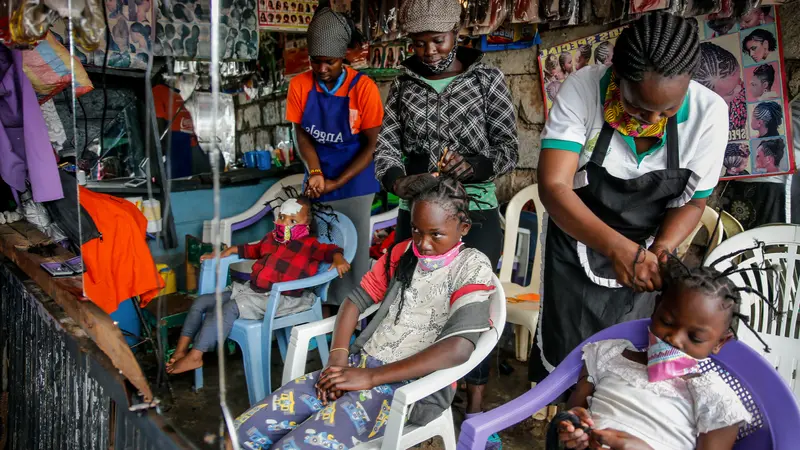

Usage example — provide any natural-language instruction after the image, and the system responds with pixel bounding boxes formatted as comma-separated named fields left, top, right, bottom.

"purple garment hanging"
left=0, top=46, right=63, bottom=203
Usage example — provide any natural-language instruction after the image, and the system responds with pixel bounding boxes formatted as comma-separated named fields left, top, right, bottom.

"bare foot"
left=167, top=350, right=187, bottom=368
left=167, top=352, right=203, bottom=374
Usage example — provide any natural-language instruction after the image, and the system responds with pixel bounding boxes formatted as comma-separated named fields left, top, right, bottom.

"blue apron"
left=300, top=71, right=380, bottom=203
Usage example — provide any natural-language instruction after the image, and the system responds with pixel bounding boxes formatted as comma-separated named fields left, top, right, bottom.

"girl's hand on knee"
left=559, top=407, right=594, bottom=449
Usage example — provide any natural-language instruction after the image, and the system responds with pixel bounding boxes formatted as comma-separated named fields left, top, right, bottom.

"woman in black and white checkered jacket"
left=374, top=0, right=518, bottom=443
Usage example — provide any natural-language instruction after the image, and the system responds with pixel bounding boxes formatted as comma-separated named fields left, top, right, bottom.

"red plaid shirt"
left=238, top=233, right=343, bottom=296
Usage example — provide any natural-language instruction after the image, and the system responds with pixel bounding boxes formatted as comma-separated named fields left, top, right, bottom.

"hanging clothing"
left=43, top=170, right=100, bottom=251
left=0, top=46, right=63, bottom=203
left=295, top=68, right=381, bottom=202
left=153, top=84, right=201, bottom=179
left=79, top=187, right=163, bottom=314
left=530, top=66, right=728, bottom=382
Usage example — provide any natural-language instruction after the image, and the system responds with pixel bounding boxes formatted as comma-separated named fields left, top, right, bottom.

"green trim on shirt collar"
left=541, top=139, right=583, bottom=153
left=692, top=188, right=714, bottom=199
left=598, top=67, right=691, bottom=166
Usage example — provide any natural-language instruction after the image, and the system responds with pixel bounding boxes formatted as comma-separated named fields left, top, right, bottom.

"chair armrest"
left=268, top=269, right=341, bottom=296
left=457, top=359, right=582, bottom=450
left=198, top=255, right=243, bottom=295
left=282, top=304, right=379, bottom=383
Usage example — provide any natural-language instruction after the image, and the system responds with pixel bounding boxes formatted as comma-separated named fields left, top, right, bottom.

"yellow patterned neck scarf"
left=603, top=74, right=667, bottom=138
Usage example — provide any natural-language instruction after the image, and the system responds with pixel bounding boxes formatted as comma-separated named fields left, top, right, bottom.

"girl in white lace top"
left=558, top=259, right=763, bottom=450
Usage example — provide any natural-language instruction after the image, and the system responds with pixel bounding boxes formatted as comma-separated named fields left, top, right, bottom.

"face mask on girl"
left=274, top=223, right=310, bottom=243
left=412, top=241, right=463, bottom=271
left=646, top=328, right=702, bottom=383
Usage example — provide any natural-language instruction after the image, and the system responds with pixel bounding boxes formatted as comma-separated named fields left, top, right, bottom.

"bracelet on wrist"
left=309, top=168, right=323, bottom=177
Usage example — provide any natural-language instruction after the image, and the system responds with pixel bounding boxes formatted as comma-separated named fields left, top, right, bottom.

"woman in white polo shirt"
left=530, top=13, right=728, bottom=382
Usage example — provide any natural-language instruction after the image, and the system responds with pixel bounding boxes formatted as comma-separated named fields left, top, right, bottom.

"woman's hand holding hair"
left=392, top=173, right=440, bottom=200
left=439, top=149, right=474, bottom=181
left=609, top=238, right=662, bottom=292
left=558, top=407, right=594, bottom=449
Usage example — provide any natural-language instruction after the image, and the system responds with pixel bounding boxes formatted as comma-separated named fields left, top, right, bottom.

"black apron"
left=530, top=118, right=693, bottom=382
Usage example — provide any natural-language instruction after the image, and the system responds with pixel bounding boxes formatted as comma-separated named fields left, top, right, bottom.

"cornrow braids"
left=757, top=138, right=785, bottom=166
left=753, top=63, right=776, bottom=90
left=612, top=12, right=700, bottom=83
left=384, top=176, right=489, bottom=324
left=753, top=101, right=783, bottom=134
left=593, top=41, right=612, bottom=65
left=265, top=186, right=340, bottom=241
left=663, top=247, right=780, bottom=353
left=577, top=44, right=592, bottom=62
left=695, top=42, right=739, bottom=92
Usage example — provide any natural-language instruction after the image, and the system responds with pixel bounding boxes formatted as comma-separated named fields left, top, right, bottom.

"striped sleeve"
left=436, top=249, right=495, bottom=346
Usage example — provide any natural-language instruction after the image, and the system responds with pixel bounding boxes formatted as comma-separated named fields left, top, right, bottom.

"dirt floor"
left=143, top=331, right=547, bottom=450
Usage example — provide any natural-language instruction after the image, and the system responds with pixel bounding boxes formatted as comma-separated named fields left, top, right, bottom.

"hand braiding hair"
left=612, top=12, right=700, bottom=82
left=663, top=251, right=780, bottom=352
left=695, top=42, right=739, bottom=91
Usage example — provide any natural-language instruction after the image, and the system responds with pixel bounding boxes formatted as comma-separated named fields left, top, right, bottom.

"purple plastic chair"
left=458, top=319, right=800, bottom=450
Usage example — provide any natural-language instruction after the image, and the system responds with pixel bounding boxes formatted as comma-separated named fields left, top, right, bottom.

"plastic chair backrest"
left=704, top=224, right=800, bottom=399
left=721, top=211, right=744, bottom=239
left=551, top=319, right=798, bottom=449
left=676, top=206, right=723, bottom=259
left=499, top=184, right=545, bottom=289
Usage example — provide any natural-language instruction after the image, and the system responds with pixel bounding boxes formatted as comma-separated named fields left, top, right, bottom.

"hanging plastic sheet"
left=561, top=0, right=580, bottom=25
left=185, top=91, right=236, bottom=169
left=474, top=0, right=508, bottom=34
left=512, top=0, right=541, bottom=22
left=380, top=0, right=400, bottom=39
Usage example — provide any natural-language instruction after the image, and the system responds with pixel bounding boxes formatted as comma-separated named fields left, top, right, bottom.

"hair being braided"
left=384, top=176, right=491, bottom=324
left=265, top=186, right=339, bottom=241
left=612, top=12, right=700, bottom=82
left=662, top=252, right=780, bottom=352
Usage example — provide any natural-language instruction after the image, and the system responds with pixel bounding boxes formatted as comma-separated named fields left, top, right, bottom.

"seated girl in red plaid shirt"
left=167, top=196, right=350, bottom=374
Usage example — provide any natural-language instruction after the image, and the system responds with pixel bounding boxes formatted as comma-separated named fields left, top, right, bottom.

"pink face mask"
left=273, top=223, right=310, bottom=243
left=646, top=328, right=701, bottom=383
left=412, top=241, right=463, bottom=271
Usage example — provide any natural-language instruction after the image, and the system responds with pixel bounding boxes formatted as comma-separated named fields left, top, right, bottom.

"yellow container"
left=156, top=264, right=177, bottom=296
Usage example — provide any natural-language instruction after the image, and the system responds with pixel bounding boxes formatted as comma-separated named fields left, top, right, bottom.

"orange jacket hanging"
left=79, top=187, right=163, bottom=314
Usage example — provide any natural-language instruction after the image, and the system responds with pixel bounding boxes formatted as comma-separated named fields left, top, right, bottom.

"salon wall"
left=236, top=13, right=800, bottom=204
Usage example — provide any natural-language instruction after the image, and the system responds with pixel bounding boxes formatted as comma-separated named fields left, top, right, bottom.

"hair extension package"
left=512, top=0, right=541, bottom=22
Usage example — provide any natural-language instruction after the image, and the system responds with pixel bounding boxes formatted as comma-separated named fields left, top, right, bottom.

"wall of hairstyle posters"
left=258, top=0, right=319, bottom=31
left=156, top=0, right=259, bottom=61
left=537, top=27, right=622, bottom=115
left=696, top=6, right=793, bottom=180
left=50, top=0, right=155, bottom=69
left=538, top=7, right=794, bottom=181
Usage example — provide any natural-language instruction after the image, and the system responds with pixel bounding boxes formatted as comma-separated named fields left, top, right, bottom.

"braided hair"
left=757, top=138, right=785, bottom=167
left=612, top=12, right=700, bottom=83
left=265, top=186, right=339, bottom=241
left=663, top=251, right=780, bottom=352
left=723, top=143, right=750, bottom=174
left=384, top=176, right=489, bottom=324
left=753, top=101, right=783, bottom=136
left=753, top=64, right=776, bottom=90
left=593, top=41, right=612, bottom=66
left=695, top=42, right=739, bottom=92
left=577, top=44, right=592, bottom=64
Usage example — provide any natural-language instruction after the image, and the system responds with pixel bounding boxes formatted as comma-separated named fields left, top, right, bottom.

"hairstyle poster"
left=695, top=6, right=794, bottom=180
left=538, top=27, right=623, bottom=117
left=50, top=0, right=155, bottom=69
left=156, top=0, right=259, bottom=61
left=258, top=0, right=318, bottom=31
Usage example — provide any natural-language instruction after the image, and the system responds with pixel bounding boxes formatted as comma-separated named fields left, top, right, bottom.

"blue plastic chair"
left=195, top=211, right=357, bottom=405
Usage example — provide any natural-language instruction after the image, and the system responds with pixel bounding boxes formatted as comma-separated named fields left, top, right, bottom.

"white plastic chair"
left=201, top=173, right=305, bottom=246
left=499, top=184, right=543, bottom=362
left=704, top=224, right=800, bottom=400
left=282, top=275, right=507, bottom=450
left=675, top=206, right=724, bottom=259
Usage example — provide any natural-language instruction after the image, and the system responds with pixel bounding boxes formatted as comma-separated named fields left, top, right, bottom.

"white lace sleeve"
left=688, top=372, right=753, bottom=434
left=581, top=339, right=632, bottom=385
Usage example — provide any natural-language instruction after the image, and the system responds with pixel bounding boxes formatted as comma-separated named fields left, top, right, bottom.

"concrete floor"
left=146, top=337, right=547, bottom=450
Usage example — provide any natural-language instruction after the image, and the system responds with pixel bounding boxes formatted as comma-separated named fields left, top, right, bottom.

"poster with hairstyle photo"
left=538, top=27, right=623, bottom=116
left=259, top=0, right=318, bottom=30
left=695, top=7, right=794, bottom=180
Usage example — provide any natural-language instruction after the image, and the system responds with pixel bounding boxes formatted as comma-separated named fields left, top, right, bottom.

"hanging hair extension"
left=264, top=186, right=339, bottom=241
left=661, top=252, right=779, bottom=352
left=383, top=176, right=490, bottom=324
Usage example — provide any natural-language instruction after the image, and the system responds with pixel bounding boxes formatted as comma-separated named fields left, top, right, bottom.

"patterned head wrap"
left=399, top=0, right=462, bottom=34
left=307, top=7, right=351, bottom=58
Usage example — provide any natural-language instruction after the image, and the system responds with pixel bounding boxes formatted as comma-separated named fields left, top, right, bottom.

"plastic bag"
left=474, top=0, right=508, bottom=34
left=512, top=0, right=540, bottom=22
left=469, top=0, right=492, bottom=27
left=22, top=32, right=93, bottom=104
left=561, top=0, right=580, bottom=25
